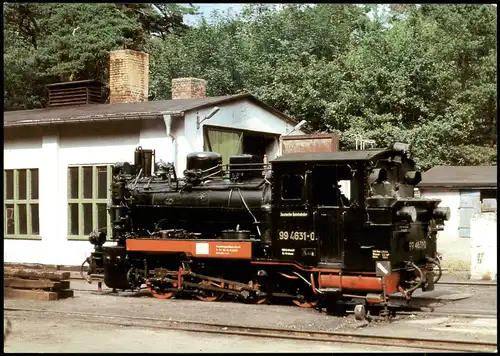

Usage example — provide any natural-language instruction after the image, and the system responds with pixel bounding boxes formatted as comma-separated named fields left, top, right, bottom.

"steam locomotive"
left=84, top=143, right=449, bottom=318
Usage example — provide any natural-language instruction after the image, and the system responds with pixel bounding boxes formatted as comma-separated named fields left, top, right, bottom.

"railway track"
left=438, top=281, right=497, bottom=286
left=70, top=286, right=496, bottom=319
left=397, top=309, right=496, bottom=319
left=5, top=307, right=496, bottom=352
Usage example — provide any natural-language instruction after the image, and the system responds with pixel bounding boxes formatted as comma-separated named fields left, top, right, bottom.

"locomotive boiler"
left=84, top=143, right=450, bottom=318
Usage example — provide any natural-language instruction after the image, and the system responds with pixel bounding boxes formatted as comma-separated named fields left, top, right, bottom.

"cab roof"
left=271, top=149, right=391, bottom=164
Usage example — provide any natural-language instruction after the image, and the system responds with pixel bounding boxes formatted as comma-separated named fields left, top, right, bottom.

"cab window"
left=311, top=165, right=352, bottom=207
left=281, top=174, right=303, bottom=200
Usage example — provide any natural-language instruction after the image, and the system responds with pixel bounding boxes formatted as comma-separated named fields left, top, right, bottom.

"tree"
left=3, top=3, right=197, bottom=110
left=337, top=4, right=497, bottom=169
left=4, top=4, right=496, bottom=169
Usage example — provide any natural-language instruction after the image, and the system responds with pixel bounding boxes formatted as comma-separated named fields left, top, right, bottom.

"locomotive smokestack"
left=134, top=147, right=155, bottom=177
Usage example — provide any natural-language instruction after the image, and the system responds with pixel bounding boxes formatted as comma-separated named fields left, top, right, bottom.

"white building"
left=417, top=166, right=497, bottom=271
left=3, top=49, right=306, bottom=267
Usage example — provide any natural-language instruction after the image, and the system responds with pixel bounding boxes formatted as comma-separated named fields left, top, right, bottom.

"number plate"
left=278, top=230, right=316, bottom=241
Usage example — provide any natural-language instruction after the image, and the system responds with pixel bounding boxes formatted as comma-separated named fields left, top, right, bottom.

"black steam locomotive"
left=84, top=143, right=449, bottom=317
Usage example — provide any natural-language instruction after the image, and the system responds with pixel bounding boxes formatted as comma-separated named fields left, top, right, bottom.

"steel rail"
left=437, top=281, right=496, bottom=286
left=5, top=307, right=496, bottom=352
left=68, top=288, right=496, bottom=319
left=69, top=288, right=496, bottom=315
left=397, top=310, right=496, bottom=319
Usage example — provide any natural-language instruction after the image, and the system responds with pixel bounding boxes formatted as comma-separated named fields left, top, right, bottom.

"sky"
left=183, top=3, right=388, bottom=25
left=184, top=3, right=245, bottom=25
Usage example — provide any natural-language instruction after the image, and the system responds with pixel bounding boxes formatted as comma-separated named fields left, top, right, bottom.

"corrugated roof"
left=272, top=149, right=389, bottom=163
left=3, top=93, right=299, bottom=128
left=418, top=166, right=497, bottom=188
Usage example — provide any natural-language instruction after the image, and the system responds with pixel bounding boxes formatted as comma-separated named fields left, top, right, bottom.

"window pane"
left=97, top=166, right=108, bottom=199
left=31, top=169, right=39, bottom=200
left=18, top=204, right=27, bottom=235
left=83, top=203, right=93, bottom=235
left=18, top=170, right=27, bottom=200
left=69, top=203, right=79, bottom=235
left=31, top=204, right=40, bottom=235
left=6, top=170, right=14, bottom=200
left=282, top=175, right=303, bottom=200
left=97, top=203, right=108, bottom=232
left=83, top=167, right=93, bottom=199
left=69, top=167, right=79, bottom=199
left=5, top=204, right=14, bottom=235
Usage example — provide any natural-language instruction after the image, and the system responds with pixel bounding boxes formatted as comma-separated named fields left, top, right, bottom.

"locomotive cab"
left=271, top=145, right=449, bottom=293
left=271, top=153, right=368, bottom=268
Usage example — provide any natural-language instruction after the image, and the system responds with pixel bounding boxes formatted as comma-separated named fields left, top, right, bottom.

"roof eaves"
left=3, top=111, right=175, bottom=127
left=181, top=93, right=252, bottom=113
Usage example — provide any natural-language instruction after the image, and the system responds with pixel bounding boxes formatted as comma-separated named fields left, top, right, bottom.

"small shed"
left=417, top=166, right=497, bottom=269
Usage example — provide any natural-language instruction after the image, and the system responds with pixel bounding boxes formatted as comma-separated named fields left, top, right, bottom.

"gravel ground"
left=4, top=312, right=417, bottom=353
left=4, top=287, right=359, bottom=333
left=395, top=283, right=497, bottom=312
left=4, top=280, right=497, bottom=353
left=5, top=310, right=494, bottom=353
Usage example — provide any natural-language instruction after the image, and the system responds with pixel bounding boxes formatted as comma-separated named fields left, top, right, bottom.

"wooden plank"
left=49, top=91, right=87, bottom=99
left=4, top=263, right=81, bottom=272
left=5, top=277, right=58, bottom=289
left=57, top=289, right=74, bottom=299
left=4, top=278, right=70, bottom=291
left=47, top=87, right=87, bottom=94
left=49, top=94, right=88, bottom=101
left=54, top=280, right=71, bottom=290
left=49, top=96, right=88, bottom=103
left=4, top=287, right=58, bottom=301
left=4, top=268, right=70, bottom=281
left=88, top=94, right=104, bottom=101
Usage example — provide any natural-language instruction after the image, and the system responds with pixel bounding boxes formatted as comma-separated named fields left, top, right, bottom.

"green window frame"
left=4, top=168, right=40, bottom=240
left=67, top=165, right=113, bottom=240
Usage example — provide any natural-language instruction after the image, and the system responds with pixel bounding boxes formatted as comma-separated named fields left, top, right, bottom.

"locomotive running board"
left=126, top=239, right=253, bottom=259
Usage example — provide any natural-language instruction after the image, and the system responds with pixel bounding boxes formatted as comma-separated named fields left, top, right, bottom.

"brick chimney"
left=109, top=49, right=149, bottom=104
left=172, top=78, right=206, bottom=100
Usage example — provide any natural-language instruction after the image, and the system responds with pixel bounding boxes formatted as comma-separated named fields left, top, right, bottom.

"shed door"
left=204, top=127, right=243, bottom=165
left=458, top=191, right=481, bottom=238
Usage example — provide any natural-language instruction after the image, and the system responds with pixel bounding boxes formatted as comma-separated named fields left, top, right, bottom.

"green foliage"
left=3, top=3, right=197, bottom=109
left=3, top=4, right=496, bottom=169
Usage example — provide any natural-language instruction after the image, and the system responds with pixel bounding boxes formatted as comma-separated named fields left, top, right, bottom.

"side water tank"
left=229, top=154, right=263, bottom=181
left=186, top=152, right=222, bottom=175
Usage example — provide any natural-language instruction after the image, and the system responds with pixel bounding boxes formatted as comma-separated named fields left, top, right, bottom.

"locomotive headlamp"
left=433, top=207, right=451, bottom=221
left=89, top=231, right=106, bottom=247
left=397, top=206, right=417, bottom=222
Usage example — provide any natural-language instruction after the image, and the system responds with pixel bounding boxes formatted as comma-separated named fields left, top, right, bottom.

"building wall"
left=419, top=189, right=470, bottom=269
left=4, top=122, right=143, bottom=266
left=4, top=100, right=300, bottom=266
left=180, top=99, right=305, bottom=174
